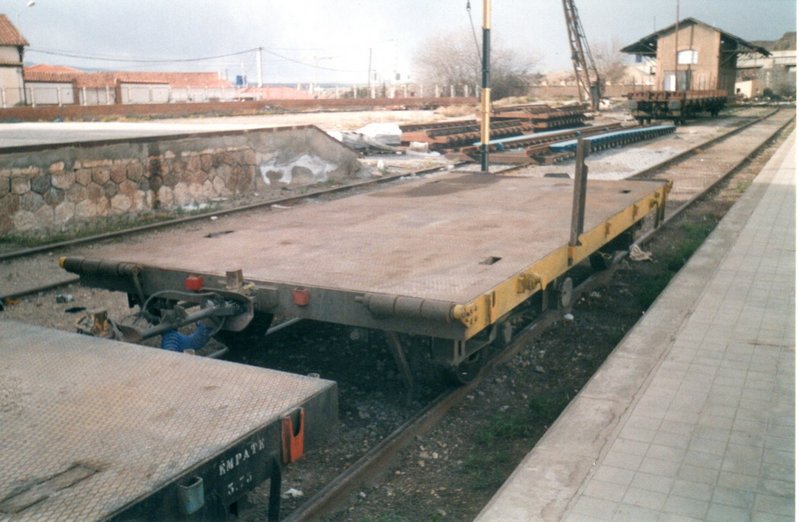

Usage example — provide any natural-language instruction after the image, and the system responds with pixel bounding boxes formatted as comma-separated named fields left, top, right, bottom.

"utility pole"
left=256, top=47, right=263, bottom=87
left=479, top=0, right=491, bottom=172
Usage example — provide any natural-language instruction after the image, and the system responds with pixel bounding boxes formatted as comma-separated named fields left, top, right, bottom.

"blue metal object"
left=161, top=322, right=212, bottom=352
left=472, top=125, right=586, bottom=147
left=549, top=124, right=676, bottom=153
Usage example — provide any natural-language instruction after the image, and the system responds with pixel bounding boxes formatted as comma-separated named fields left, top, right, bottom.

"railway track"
left=0, top=108, right=793, bottom=519
left=278, top=107, right=794, bottom=521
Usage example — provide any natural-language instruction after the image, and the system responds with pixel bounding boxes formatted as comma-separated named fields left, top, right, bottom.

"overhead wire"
left=466, top=0, right=482, bottom=62
left=27, top=46, right=366, bottom=73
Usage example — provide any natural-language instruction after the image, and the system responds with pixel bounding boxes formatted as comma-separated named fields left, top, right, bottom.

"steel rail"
left=282, top=107, right=794, bottom=521
left=635, top=110, right=795, bottom=247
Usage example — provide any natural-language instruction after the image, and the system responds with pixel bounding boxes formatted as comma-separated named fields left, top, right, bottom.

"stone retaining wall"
left=0, top=126, right=362, bottom=237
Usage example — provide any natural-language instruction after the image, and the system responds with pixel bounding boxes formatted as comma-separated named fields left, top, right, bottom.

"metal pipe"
left=569, top=136, right=590, bottom=249
left=480, top=0, right=491, bottom=172
left=137, top=303, right=240, bottom=341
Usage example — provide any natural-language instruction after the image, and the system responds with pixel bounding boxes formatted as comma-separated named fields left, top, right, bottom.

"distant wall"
left=0, top=126, right=362, bottom=237
left=0, top=96, right=477, bottom=122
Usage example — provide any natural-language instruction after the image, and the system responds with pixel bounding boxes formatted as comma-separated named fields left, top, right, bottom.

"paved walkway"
left=477, top=131, right=795, bottom=522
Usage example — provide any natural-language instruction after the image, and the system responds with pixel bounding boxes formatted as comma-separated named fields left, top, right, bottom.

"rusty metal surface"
left=81, top=173, right=665, bottom=304
left=0, top=320, right=336, bottom=521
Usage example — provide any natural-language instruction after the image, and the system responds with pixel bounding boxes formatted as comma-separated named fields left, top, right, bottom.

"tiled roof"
left=23, top=67, right=233, bottom=89
left=26, top=64, right=82, bottom=74
left=239, top=86, right=314, bottom=99
left=0, top=14, right=28, bottom=46
left=621, top=17, right=770, bottom=57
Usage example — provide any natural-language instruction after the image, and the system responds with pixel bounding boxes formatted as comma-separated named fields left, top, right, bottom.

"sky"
left=4, top=0, right=796, bottom=85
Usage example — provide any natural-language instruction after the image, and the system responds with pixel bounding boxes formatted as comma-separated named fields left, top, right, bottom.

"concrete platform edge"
left=475, top=131, right=796, bottom=521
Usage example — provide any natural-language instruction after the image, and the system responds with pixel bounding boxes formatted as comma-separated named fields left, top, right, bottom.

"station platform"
left=0, top=320, right=337, bottom=520
left=477, top=132, right=795, bottom=522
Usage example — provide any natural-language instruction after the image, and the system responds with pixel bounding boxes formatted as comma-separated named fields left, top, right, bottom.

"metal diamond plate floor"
left=0, top=320, right=336, bottom=521
left=84, top=172, right=667, bottom=303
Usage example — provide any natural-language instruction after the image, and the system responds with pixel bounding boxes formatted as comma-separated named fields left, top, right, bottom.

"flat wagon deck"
left=0, top=320, right=337, bottom=521
left=62, top=171, right=669, bottom=376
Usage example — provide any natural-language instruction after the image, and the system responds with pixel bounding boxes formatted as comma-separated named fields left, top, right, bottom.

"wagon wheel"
left=213, top=313, right=274, bottom=352
left=442, top=350, right=485, bottom=385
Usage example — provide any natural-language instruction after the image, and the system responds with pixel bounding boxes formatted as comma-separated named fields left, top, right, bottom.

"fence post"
left=450, top=85, right=455, bottom=97
left=30, top=87, right=36, bottom=107
left=0, top=87, right=5, bottom=108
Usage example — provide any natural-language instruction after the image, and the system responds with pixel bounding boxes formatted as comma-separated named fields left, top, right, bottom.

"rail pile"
left=492, top=103, right=588, bottom=130
left=399, top=104, right=588, bottom=152
left=399, top=118, right=532, bottom=151
left=460, top=123, right=622, bottom=165
left=549, top=124, right=676, bottom=154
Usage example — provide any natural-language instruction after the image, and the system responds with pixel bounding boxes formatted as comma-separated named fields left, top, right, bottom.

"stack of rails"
left=492, top=104, right=589, bottom=130
left=627, top=89, right=727, bottom=124
left=548, top=124, right=677, bottom=154
left=399, top=118, right=532, bottom=151
left=460, top=123, right=623, bottom=165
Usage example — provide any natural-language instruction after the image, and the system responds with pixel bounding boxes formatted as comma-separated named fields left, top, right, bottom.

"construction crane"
left=561, top=0, right=602, bottom=111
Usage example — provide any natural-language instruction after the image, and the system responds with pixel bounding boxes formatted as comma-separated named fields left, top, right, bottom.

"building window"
left=678, top=49, right=699, bottom=65
left=664, top=70, right=692, bottom=91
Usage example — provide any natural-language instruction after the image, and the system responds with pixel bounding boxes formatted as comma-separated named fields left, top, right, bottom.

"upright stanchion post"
left=480, top=0, right=491, bottom=172
left=569, top=136, right=590, bottom=255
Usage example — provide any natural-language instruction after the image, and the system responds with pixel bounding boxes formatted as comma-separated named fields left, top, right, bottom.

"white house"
left=0, top=15, right=28, bottom=107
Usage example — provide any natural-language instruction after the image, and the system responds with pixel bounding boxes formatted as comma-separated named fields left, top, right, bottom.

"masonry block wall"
left=0, top=126, right=362, bottom=237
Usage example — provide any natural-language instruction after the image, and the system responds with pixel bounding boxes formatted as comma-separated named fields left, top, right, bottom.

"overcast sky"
left=4, top=0, right=796, bottom=85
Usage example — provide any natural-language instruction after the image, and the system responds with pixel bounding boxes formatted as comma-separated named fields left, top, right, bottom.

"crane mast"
left=562, top=0, right=602, bottom=110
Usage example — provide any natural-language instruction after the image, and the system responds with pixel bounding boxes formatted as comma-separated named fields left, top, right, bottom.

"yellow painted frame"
left=453, top=181, right=671, bottom=338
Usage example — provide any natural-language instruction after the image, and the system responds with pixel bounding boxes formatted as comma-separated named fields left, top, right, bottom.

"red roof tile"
left=239, top=86, right=314, bottom=100
left=26, top=64, right=81, bottom=74
left=0, top=14, right=28, bottom=46
left=24, top=67, right=233, bottom=89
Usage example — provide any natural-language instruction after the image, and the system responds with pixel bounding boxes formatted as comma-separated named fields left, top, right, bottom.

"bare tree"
left=591, top=38, right=628, bottom=85
left=414, top=30, right=538, bottom=100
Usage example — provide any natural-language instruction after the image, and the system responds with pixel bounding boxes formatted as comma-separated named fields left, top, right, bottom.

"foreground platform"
left=0, top=320, right=337, bottom=520
left=478, top=132, right=795, bottom=521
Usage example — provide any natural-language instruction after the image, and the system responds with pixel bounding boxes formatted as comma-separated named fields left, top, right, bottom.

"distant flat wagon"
left=627, top=89, right=728, bottom=124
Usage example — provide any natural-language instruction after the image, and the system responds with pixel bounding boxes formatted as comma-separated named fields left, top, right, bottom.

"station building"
left=621, top=17, right=771, bottom=98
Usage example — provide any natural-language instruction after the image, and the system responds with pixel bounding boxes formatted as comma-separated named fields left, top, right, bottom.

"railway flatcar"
left=0, top=320, right=336, bottom=521
left=61, top=170, right=669, bottom=384
left=627, top=89, right=727, bottom=124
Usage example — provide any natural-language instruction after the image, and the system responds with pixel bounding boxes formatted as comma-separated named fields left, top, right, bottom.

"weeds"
left=634, top=216, right=718, bottom=308
left=528, top=393, right=570, bottom=422
left=663, top=218, right=717, bottom=272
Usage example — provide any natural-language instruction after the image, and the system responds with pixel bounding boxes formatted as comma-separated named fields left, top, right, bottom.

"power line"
left=27, top=47, right=258, bottom=63
left=260, top=48, right=364, bottom=73
left=27, top=46, right=366, bottom=73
